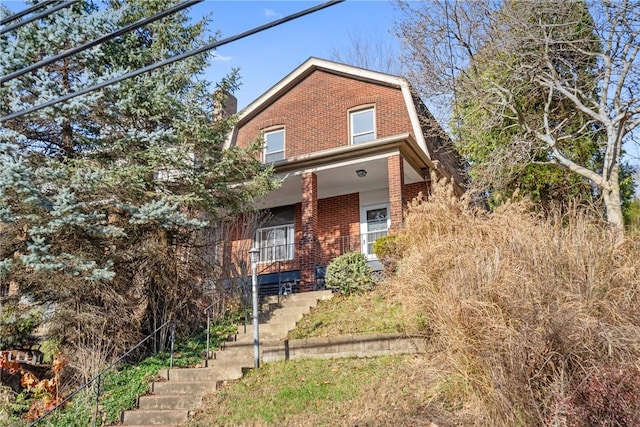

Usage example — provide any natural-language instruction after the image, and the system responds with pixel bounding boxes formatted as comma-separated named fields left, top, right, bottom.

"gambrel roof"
left=230, top=57, right=466, bottom=193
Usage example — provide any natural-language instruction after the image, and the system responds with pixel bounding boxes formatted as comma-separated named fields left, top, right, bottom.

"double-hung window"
left=255, top=206, right=295, bottom=263
left=350, top=107, right=375, bottom=144
left=256, top=225, right=295, bottom=263
left=264, top=128, right=285, bottom=162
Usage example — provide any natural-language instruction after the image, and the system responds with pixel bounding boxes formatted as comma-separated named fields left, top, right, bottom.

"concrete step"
left=235, top=309, right=308, bottom=336
left=151, top=380, right=217, bottom=395
left=198, top=349, right=253, bottom=367
left=258, top=311, right=305, bottom=324
left=121, top=291, right=333, bottom=425
left=121, top=409, right=188, bottom=426
left=262, top=290, right=332, bottom=305
left=157, top=364, right=245, bottom=382
left=138, top=394, right=202, bottom=410
left=257, top=304, right=310, bottom=318
left=252, top=320, right=298, bottom=331
left=260, top=298, right=318, bottom=311
left=223, top=339, right=283, bottom=352
left=231, top=326, right=295, bottom=343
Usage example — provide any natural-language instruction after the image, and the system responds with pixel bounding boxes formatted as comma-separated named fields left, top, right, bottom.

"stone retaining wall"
left=261, top=333, right=426, bottom=363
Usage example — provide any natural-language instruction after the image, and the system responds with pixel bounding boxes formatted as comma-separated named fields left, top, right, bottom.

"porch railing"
left=256, top=241, right=296, bottom=265
left=229, top=231, right=386, bottom=281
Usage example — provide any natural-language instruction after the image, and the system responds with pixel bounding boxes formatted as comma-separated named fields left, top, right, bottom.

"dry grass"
left=288, top=292, right=408, bottom=339
left=188, top=179, right=640, bottom=426
left=386, top=180, right=640, bottom=425
left=186, top=355, right=460, bottom=427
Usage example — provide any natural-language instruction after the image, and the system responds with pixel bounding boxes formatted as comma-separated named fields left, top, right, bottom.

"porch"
left=233, top=231, right=387, bottom=298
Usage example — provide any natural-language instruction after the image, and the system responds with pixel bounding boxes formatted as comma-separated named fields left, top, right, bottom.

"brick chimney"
left=213, top=89, right=237, bottom=120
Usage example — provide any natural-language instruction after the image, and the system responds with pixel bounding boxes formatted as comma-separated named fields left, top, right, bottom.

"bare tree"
left=398, top=0, right=640, bottom=229
left=196, top=210, right=268, bottom=315
left=330, top=27, right=405, bottom=76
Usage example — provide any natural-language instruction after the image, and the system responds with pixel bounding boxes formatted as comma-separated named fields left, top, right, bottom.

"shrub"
left=555, top=365, right=640, bottom=427
left=0, top=303, right=42, bottom=350
left=325, top=252, right=375, bottom=296
left=372, top=235, right=405, bottom=274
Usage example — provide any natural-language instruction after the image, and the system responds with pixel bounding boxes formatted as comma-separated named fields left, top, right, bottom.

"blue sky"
left=2, top=0, right=401, bottom=110
left=8, top=0, right=637, bottom=169
left=189, top=0, right=401, bottom=109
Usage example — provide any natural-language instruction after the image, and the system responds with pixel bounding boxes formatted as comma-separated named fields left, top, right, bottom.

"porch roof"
left=253, top=133, right=442, bottom=209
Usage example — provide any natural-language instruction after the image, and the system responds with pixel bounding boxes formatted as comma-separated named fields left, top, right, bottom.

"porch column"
left=387, top=154, right=405, bottom=231
left=299, top=172, right=320, bottom=292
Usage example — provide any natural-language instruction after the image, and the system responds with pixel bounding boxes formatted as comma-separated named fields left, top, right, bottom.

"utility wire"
left=0, top=0, right=58, bottom=26
left=1, top=0, right=203, bottom=84
left=1, top=0, right=345, bottom=123
left=0, top=0, right=80, bottom=35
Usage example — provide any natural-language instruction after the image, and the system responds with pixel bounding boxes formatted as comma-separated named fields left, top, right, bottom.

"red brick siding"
left=299, top=173, right=319, bottom=291
left=404, top=182, right=430, bottom=206
left=300, top=173, right=319, bottom=239
left=387, top=155, right=405, bottom=230
left=229, top=182, right=430, bottom=277
left=235, top=70, right=414, bottom=157
left=317, top=193, right=360, bottom=264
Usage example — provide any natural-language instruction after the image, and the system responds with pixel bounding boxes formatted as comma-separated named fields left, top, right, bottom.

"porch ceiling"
left=253, top=154, right=425, bottom=209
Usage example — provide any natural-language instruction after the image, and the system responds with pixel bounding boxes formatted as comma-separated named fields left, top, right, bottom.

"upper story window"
left=350, top=107, right=376, bottom=144
left=264, top=128, right=285, bottom=162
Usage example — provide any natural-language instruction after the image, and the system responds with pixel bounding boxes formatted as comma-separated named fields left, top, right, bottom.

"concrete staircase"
left=120, top=290, right=333, bottom=427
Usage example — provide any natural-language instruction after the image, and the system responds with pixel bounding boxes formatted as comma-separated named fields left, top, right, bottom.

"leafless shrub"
left=551, top=365, right=640, bottom=426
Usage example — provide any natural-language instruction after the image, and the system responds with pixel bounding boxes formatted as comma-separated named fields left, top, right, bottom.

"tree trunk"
left=603, top=184, right=624, bottom=231
left=602, top=120, right=625, bottom=233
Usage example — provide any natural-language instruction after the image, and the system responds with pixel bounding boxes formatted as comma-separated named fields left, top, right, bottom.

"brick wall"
left=317, top=192, right=360, bottom=264
left=387, top=155, right=405, bottom=231
left=299, top=173, right=319, bottom=290
left=235, top=70, right=414, bottom=157
left=404, top=182, right=430, bottom=206
left=228, top=182, right=428, bottom=284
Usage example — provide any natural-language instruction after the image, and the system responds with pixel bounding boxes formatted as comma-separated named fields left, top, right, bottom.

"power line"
left=0, top=0, right=58, bottom=26
left=1, top=0, right=345, bottom=123
left=1, top=0, right=203, bottom=84
left=0, top=0, right=80, bottom=35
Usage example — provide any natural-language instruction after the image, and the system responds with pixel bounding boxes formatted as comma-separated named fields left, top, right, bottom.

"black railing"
left=256, top=241, right=296, bottom=265
left=226, top=231, right=387, bottom=295
left=203, top=299, right=222, bottom=368
left=29, top=320, right=177, bottom=427
left=257, top=260, right=300, bottom=300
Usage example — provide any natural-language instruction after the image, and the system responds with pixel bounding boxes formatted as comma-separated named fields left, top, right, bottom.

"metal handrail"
left=203, top=300, right=219, bottom=368
left=259, top=260, right=287, bottom=302
left=29, top=320, right=177, bottom=427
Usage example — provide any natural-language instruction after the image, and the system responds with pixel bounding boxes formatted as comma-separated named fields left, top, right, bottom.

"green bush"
left=325, top=252, right=375, bottom=295
left=0, top=303, right=42, bottom=350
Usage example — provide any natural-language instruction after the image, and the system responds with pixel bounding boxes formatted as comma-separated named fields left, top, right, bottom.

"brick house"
left=226, top=58, right=465, bottom=295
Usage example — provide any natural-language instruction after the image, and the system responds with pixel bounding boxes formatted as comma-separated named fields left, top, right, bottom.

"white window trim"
left=359, top=203, right=390, bottom=259
left=255, top=223, right=295, bottom=263
left=349, top=106, right=376, bottom=145
left=263, top=127, right=285, bottom=163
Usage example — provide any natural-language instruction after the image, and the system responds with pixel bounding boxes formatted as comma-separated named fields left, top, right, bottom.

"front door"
left=360, top=203, right=390, bottom=259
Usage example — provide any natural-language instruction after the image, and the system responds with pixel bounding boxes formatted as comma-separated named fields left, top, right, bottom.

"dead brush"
left=386, top=178, right=640, bottom=425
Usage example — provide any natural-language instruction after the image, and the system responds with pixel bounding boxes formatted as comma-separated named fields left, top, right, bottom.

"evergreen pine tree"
left=0, top=0, right=275, bottom=366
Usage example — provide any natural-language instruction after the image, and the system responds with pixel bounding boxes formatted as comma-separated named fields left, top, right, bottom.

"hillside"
left=185, top=289, right=456, bottom=426
left=186, top=181, right=640, bottom=426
